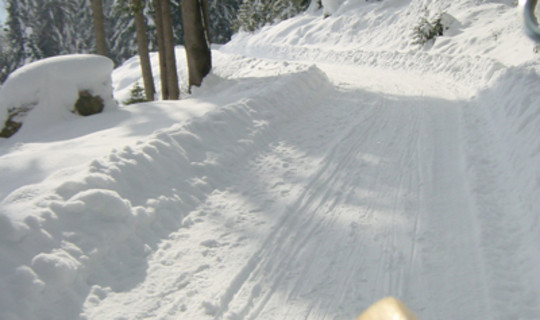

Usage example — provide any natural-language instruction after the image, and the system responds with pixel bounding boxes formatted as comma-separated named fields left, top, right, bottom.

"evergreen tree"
left=109, top=0, right=146, bottom=64
left=234, top=0, right=309, bottom=32
left=132, top=0, right=155, bottom=100
left=161, top=0, right=180, bottom=99
left=91, top=0, right=108, bottom=56
left=0, top=0, right=242, bottom=85
left=153, top=0, right=169, bottom=99
left=207, top=0, right=240, bottom=43
left=124, top=82, right=148, bottom=104
left=5, top=0, right=31, bottom=67
left=182, top=0, right=212, bottom=89
left=115, top=0, right=156, bottom=100
left=0, top=29, right=14, bottom=83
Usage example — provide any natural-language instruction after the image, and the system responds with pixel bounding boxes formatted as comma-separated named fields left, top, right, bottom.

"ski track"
left=77, top=47, right=540, bottom=320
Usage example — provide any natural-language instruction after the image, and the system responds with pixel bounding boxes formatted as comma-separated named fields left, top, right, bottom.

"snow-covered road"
left=2, top=1, right=540, bottom=317
left=80, top=55, right=537, bottom=319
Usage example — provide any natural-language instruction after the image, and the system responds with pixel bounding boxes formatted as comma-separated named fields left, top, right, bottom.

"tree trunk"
left=153, top=0, right=169, bottom=100
left=91, top=0, right=107, bottom=56
left=160, top=0, right=180, bottom=100
left=182, top=0, right=212, bottom=90
left=132, top=0, right=155, bottom=101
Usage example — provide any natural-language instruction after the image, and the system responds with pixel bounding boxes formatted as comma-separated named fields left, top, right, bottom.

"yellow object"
left=357, top=297, right=419, bottom=320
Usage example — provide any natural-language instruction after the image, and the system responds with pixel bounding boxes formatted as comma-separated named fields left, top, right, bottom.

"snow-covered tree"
left=208, top=0, right=240, bottom=43
left=2, top=0, right=87, bottom=80
left=0, top=0, right=241, bottom=85
left=0, top=29, right=14, bottom=83
left=233, top=0, right=309, bottom=32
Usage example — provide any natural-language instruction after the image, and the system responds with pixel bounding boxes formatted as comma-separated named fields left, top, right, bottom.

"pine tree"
left=124, top=82, right=148, bottom=104
left=0, top=0, right=242, bottom=85
left=91, top=0, right=108, bottom=56
left=5, top=0, right=31, bottom=66
left=133, top=0, right=155, bottom=100
left=182, top=0, right=212, bottom=90
left=115, top=0, right=156, bottom=100
left=0, top=29, right=14, bottom=83
left=233, top=0, right=308, bottom=32
left=152, top=0, right=169, bottom=99
left=207, top=0, right=240, bottom=43
left=161, top=0, right=180, bottom=100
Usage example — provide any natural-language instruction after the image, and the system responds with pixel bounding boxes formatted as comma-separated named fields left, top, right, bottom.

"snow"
left=322, top=0, right=345, bottom=15
left=1, top=0, right=539, bottom=319
left=0, top=54, right=117, bottom=139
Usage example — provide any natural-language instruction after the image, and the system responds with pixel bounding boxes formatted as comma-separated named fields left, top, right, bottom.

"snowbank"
left=460, top=65, right=540, bottom=317
left=0, top=54, right=117, bottom=139
left=472, top=64, right=540, bottom=226
left=0, top=64, right=332, bottom=320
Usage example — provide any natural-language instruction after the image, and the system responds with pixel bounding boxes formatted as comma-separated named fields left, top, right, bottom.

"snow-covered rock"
left=0, top=54, right=117, bottom=139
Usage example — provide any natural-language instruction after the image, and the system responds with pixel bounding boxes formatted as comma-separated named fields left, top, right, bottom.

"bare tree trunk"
left=182, top=0, right=212, bottom=90
left=160, top=0, right=180, bottom=100
left=153, top=0, right=169, bottom=100
left=91, top=0, right=107, bottom=56
left=132, top=0, right=155, bottom=101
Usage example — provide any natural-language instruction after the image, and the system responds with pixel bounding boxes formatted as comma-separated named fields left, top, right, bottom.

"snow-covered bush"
left=0, top=54, right=117, bottom=138
left=412, top=14, right=445, bottom=46
left=123, top=82, right=148, bottom=105
left=412, top=11, right=459, bottom=46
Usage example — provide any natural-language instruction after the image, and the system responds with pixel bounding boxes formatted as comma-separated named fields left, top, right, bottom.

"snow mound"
left=0, top=65, right=332, bottom=320
left=0, top=54, right=117, bottom=139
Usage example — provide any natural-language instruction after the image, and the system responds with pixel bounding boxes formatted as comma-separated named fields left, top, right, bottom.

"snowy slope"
left=1, top=0, right=539, bottom=319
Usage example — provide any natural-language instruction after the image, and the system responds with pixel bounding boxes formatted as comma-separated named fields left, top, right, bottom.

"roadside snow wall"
left=464, top=65, right=540, bottom=315
left=0, top=54, right=117, bottom=139
left=0, top=65, right=332, bottom=320
left=473, top=65, right=540, bottom=223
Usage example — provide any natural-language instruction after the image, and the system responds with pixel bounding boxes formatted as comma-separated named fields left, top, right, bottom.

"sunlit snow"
left=0, top=0, right=539, bottom=319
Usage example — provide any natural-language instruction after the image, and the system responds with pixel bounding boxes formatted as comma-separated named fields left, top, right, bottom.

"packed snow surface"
left=0, top=0, right=539, bottom=319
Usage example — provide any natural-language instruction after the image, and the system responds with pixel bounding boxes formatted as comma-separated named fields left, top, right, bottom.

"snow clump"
left=0, top=54, right=117, bottom=139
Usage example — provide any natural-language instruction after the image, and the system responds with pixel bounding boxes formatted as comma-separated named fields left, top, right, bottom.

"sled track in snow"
left=3, top=48, right=539, bottom=319
left=205, top=66, right=496, bottom=319
left=84, top=52, right=539, bottom=319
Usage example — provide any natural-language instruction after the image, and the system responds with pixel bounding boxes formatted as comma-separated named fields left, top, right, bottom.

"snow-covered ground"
left=1, top=0, right=539, bottom=319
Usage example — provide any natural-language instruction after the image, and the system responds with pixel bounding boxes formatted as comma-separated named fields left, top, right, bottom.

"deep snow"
left=0, top=0, right=539, bottom=319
